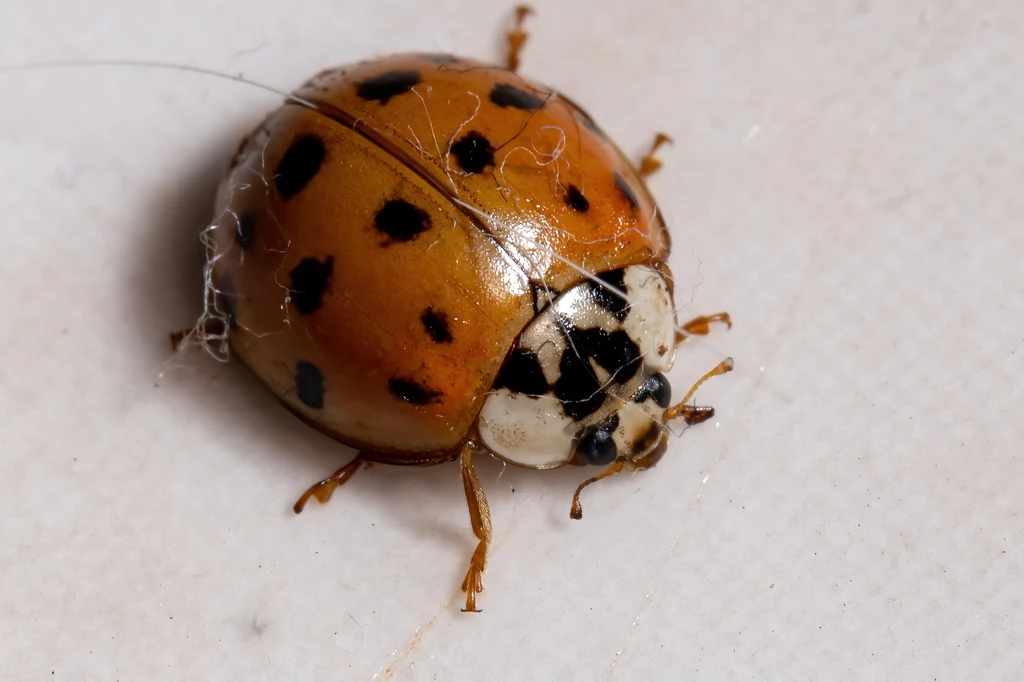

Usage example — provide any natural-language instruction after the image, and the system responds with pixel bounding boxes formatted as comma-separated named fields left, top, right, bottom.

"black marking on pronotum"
left=450, top=132, right=495, bottom=174
left=234, top=212, right=256, bottom=251
left=588, top=269, right=629, bottom=321
left=288, top=256, right=334, bottom=314
left=586, top=329, right=642, bottom=383
left=555, top=325, right=642, bottom=421
left=493, top=348, right=549, bottom=397
left=275, top=135, right=326, bottom=199
left=388, top=378, right=441, bottom=405
left=356, top=69, right=421, bottom=104
left=420, top=307, right=453, bottom=344
left=614, top=172, right=641, bottom=210
left=295, top=361, right=325, bottom=409
left=489, top=83, right=546, bottom=110
left=554, top=345, right=606, bottom=421
left=375, top=199, right=431, bottom=242
left=575, top=414, right=620, bottom=466
left=632, top=373, right=672, bottom=409
left=565, top=185, right=590, bottom=212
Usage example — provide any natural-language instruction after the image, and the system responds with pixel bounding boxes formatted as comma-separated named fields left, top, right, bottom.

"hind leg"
left=459, top=444, right=492, bottom=612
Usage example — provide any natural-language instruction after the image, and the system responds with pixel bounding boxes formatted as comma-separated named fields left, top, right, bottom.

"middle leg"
left=460, top=444, right=493, bottom=612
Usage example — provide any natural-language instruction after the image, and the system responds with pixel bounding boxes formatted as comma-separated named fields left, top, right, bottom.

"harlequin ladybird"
left=196, top=6, right=733, bottom=612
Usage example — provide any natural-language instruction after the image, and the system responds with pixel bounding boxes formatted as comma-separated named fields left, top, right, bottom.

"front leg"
left=675, top=312, right=732, bottom=344
left=569, top=460, right=625, bottom=520
left=664, top=358, right=734, bottom=422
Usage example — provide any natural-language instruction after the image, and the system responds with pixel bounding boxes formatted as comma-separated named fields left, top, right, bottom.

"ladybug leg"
left=292, top=456, right=365, bottom=514
left=459, top=445, right=492, bottom=613
left=506, top=5, right=533, bottom=72
left=663, top=358, right=735, bottom=422
left=674, top=312, right=732, bottom=344
left=638, top=133, right=674, bottom=178
left=569, top=460, right=625, bottom=520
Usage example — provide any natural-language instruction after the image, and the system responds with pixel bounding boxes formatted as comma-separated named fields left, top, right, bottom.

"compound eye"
left=576, top=426, right=617, bottom=465
left=635, top=372, right=672, bottom=408
left=646, top=373, right=672, bottom=408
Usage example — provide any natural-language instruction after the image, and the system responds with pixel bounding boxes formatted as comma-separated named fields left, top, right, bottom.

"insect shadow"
left=122, top=116, right=363, bottom=478
left=123, top=114, right=587, bottom=547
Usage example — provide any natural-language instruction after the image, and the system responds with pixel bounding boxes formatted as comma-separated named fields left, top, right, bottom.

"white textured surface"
left=2, top=1, right=1022, bottom=680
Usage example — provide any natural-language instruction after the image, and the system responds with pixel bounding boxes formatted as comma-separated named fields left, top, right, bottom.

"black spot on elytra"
left=490, top=83, right=545, bottom=110
left=494, top=348, right=549, bottom=396
left=234, top=212, right=255, bottom=251
left=588, top=269, right=629, bottom=321
left=418, top=53, right=459, bottom=64
left=295, top=361, right=325, bottom=409
left=215, top=273, right=237, bottom=330
left=450, top=132, right=495, bottom=174
left=575, top=414, right=620, bottom=465
left=356, top=70, right=421, bottom=104
left=420, top=307, right=453, bottom=344
left=375, top=199, right=431, bottom=242
left=288, top=256, right=334, bottom=314
left=275, top=135, right=325, bottom=199
left=555, top=326, right=642, bottom=421
left=388, top=378, right=441, bottom=405
left=614, top=172, right=640, bottom=210
left=633, top=373, right=672, bottom=409
left=565, top=185, right=589, bottom=212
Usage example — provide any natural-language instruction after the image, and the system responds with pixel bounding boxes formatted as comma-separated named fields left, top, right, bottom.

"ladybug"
left=198, top=6, right=733, bottom=612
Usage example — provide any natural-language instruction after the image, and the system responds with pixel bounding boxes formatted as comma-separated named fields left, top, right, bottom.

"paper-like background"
left=2, top=1, right=1021, bottom=679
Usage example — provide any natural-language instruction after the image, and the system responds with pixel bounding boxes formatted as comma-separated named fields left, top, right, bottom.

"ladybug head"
left=480, top=265, right=681, bottom=471
left=570, top=370, right=677, bottom=469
